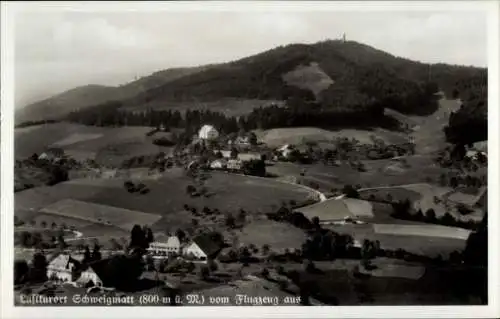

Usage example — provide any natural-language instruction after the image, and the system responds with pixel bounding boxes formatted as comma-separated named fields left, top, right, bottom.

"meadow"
left=40, top=199, right=163, bottom=231
left=296, top=198, right=374, bottom=222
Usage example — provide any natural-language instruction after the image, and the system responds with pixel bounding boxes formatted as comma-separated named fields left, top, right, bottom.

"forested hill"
left=16, top=65, right=213, bottom=124
left=120, top=40, right=485, bottom=114
left=19, top=39, right=487, bottom=140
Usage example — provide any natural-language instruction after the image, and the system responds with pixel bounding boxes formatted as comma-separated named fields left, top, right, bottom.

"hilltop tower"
left=342, top=33, right=346, bottom=43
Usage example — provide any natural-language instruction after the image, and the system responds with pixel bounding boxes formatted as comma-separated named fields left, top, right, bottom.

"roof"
left=79, top=258, right=113, bottom=286
left=149, top=236, right=181, bottom=248
left=192, top=234, right=222, bottom=257
left=48, top=254, right=81, bottom=270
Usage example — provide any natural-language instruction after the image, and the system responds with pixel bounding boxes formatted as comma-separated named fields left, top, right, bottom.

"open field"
left=402, top=97, right=462, bottom=155
left=283, top=62, right=334, bottom=98
left=15, top=168, right=313, bottom=236
left=15, top=122, right=158, bottom=164
left=87, top=170, right=312, bottom=217
left=40, top=199, right=163, bottom=231
left=29, top=213, right=96, bottom=229
left=255, top=127, right=407, bottom=148
left=235, top=220, right=307, bottom=253
left=326, top=223, right=467, bottom=258
left=359, top=187, right=421, bottom=202
left=15, top=183, right=104, bottom=216
left=295, top=198, right=374, bottom=221
left=373, top=223, right=471, bottom=240
left=51, top=133, right=103, bottom=147
left=362, top=261, right=426, bottom=280
left=267, top=156, right=452, bottom=193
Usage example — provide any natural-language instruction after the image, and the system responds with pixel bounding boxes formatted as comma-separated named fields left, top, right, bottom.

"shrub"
left=457, top=203, right=473, bottom=215
left=342, top=185, right=359, bottom=198
left=186, top=185, right=196, bottom=195
left=261, top=268, right=270, bottom=278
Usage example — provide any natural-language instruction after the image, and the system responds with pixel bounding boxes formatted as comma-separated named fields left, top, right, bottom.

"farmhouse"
left=183, top=234, right=222, bottom=262
left=198, top=125, right=219, bottom=140
left=147, top=236, right=181, bottom=258
left=46, top=254, right=81, bottom=283
left=75, top=258, right=112, bottom=288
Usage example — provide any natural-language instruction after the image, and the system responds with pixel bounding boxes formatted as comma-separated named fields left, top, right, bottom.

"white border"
left=1, top=1, right=499, bottom=318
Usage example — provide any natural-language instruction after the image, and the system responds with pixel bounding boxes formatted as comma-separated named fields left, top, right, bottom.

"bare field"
left=236, top=220, right=307, bottom=253
left=40, top=199, right=163, bottom=231
left=282, top=62, right=334, bottom=98
left=51, top=133, right=103, bottom=147
left=373, top=224, right=471, bottom=240
left=296, top=198, right=373, bottom=221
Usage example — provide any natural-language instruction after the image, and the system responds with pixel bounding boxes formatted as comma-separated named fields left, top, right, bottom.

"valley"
left=13, top=39, right=488, bottom=307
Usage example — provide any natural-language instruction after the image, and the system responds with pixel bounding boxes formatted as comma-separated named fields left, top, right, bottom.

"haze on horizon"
left=14, top=9, right=487, bottom=108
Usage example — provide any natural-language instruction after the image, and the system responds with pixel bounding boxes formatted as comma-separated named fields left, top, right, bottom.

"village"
left=13, top=115, right=488, bottom=306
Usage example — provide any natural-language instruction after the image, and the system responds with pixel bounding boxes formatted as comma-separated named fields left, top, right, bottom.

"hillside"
left=16, top=66, right=212, bottom=124
left=120, top=40, right=484, bottom=114
left=20, top=39, right=487, bottom=139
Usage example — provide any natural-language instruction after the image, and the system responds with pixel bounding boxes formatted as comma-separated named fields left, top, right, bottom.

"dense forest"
left=65, top=97, right=409, bottom=135
left=444, top=73, right=487, bottom=145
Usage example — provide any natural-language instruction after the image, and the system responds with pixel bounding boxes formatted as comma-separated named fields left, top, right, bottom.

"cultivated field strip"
left=39, top=199, right=162, bottom=231
left=296, top=198, right=374, bottom=221
left=373, top=223, right=471, bottom=240
left=50, top=133, right=103, bottom=147
left=342, top=198, right=374, bottom=217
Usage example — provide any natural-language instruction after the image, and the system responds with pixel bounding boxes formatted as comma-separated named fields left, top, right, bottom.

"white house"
left=46, top=254, right=80, bottom=283
left=76, top=266, right=104, bottom=288
left=210, top=159, right=227, bottom=170
left=38, top=152, right=50, bottom=161
left=183, top=235, right=222, bottom=263
left=277, top=144, right=295, bottom=158
left=147, top=236, right=181, bottom=258
left=198, top=125, right=219, bottom=140
left=235, top=136, right=250, bottom=146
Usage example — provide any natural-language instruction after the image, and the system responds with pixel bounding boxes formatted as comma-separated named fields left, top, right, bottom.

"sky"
left=13, top=6, right=488, bottom=107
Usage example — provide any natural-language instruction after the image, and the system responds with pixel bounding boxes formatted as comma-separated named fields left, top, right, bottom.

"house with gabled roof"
left=46, top=254, right=81, bottom=283
left=75, top=258, right=112, bottom=288
left=183, top=234, right=223, bottom=263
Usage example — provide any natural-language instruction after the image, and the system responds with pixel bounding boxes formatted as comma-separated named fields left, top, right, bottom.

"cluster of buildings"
left=46, top=254, right=107, bottom=288
left=45, top=233, right=224, bottom=290
left=146, top=234, right=222, bottom=262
